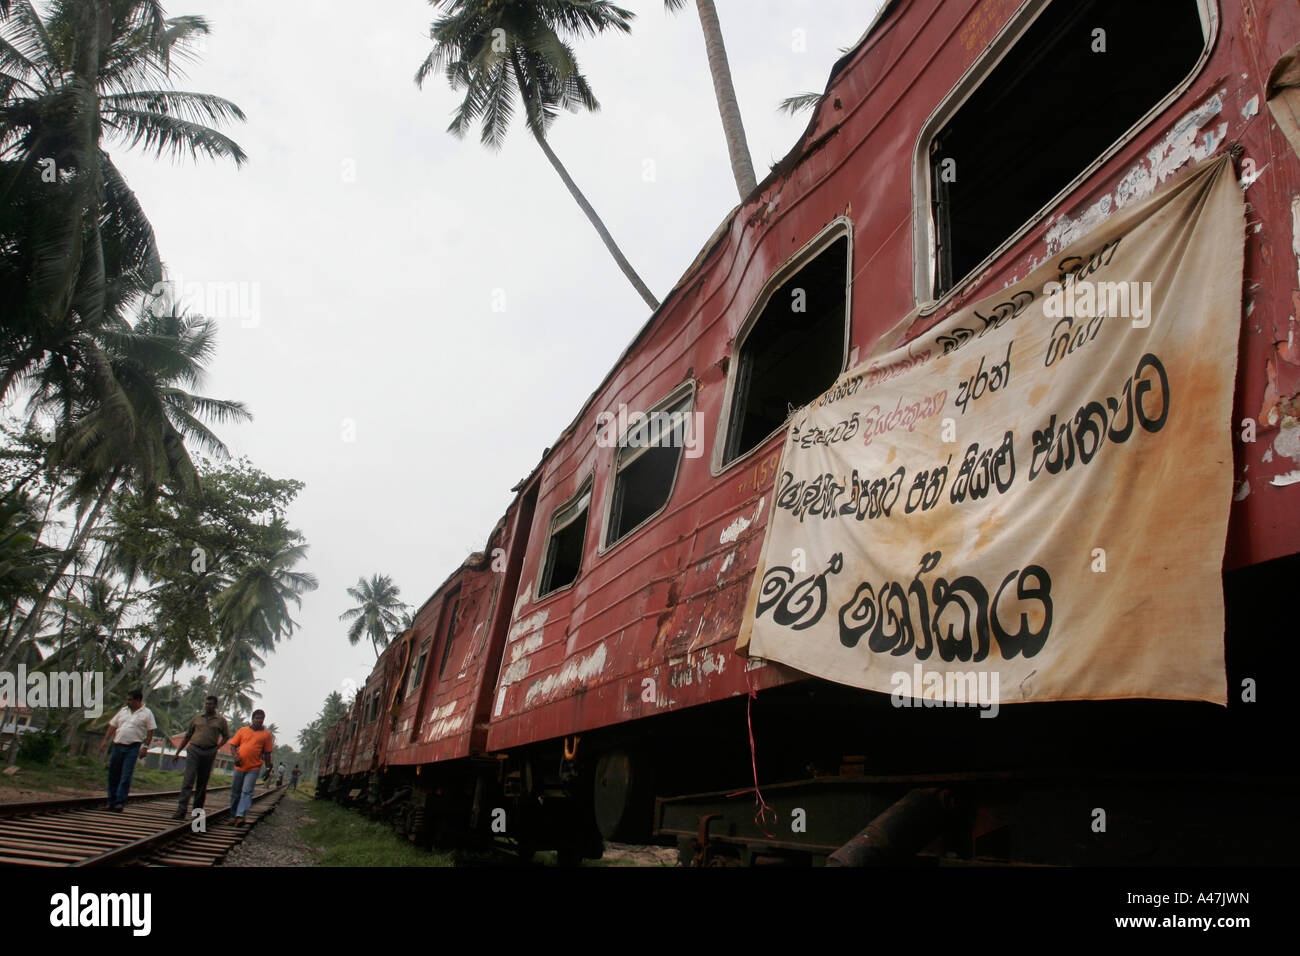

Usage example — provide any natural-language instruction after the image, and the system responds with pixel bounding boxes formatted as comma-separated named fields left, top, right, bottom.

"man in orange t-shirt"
left=227, top=710, right=274, bottom=823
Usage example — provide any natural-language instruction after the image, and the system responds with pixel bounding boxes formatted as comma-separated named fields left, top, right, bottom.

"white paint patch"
left=523, top=643, right=608, bottom=708
left=1044, top=94, right=1227, bottom=255
left=513, top=582, right=532, bottom=616
left=428, top=714, right=465, bottom=740
left=493, top=686, right=508, bottom=718
left=1240, top=162, right=1267, bottom=190
left=500, top=657, right=530, bottom=686
left=1234, top=479, right=1251, bottom=501
left=719, top=552, right=736, bottom=574
left=1242, top=95, right=1259, bottom=119
left=1292, top=198, right=1300, bottom=289
left=428, top=701, right=456, bottom=722
left=1262, top=448, right=1274, bottom=463
left=719, top=514, right=750, bottom=544
left=1273, top=417, right=1300, bottom=464
left=508, top=608, right=548, bottom=644
left=511, top=631, right=544, bottom=663
left=1270, top=470, right=1300, bottom=487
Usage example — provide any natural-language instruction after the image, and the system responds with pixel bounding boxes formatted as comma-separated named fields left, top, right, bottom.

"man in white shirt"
left=98, top=689, right=157, bottom=811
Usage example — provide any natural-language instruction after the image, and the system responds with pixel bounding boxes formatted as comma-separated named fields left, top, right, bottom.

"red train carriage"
left=321, top=0, right=1300, bottom=865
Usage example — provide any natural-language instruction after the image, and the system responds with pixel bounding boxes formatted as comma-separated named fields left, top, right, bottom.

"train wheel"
left=593, top=749, right=653, bottom=843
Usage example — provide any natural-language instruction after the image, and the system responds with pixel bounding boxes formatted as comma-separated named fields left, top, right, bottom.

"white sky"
left=111, top=0, right=884, bottom=744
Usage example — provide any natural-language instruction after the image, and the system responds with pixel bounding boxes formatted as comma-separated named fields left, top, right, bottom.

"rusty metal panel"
left=479, top=0, right=1300, bottom=754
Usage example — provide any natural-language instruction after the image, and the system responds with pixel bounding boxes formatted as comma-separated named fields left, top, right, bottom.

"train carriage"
left=323, top=0, right=1300, bottom=865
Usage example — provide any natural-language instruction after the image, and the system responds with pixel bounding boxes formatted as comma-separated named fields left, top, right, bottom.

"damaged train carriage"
left=321, top=0, right=1300, bottom=865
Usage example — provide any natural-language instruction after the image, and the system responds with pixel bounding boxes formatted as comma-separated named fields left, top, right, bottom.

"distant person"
left=276, top=761, right=286, bottom=787
left=227, top=710, right=274, bottom=824
left=99, top=689, right=156, bottom=811
left=290, top=765, right=301, bottom=791
left=172, top=695, right=230, bottom=820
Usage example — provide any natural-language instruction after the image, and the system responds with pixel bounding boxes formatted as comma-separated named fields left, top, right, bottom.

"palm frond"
left=777, top=92, right=822, bottom=116
left=101, top=107, right=247, bottom=164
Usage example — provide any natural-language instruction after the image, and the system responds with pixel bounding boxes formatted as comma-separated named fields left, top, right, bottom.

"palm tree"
left=209, top=533, right=319, bottom=690
left=0, top=2, right=246, bottom=400
left=665, top=0, right=756, bottom=199
left=339, top=574, right=408, bottom=659
left=0, top=304, right=252, bottom=667
left=211, top=650, right=261, bottom=716
left=416, top=0, right=660, bottom=311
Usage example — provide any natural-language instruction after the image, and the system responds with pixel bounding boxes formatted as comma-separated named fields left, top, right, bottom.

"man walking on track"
left=172, top=695, right=230, bottom=820
left=227, top=710, right=274, bottom=824
left=99, top=689, right=156, bottom=811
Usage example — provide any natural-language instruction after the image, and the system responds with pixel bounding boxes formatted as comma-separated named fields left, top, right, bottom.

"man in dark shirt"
left=172, top=695, right=230, bottom=820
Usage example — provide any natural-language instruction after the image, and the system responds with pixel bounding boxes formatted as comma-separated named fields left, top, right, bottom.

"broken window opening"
left=928, top=0, right=1208, bottom=297
left=538, top=480, right=592, bottom=598
left=605, top=390, right=693, bottom=548
left=724, top=232, right=850, bottom=465
left=406, top=642, right=429, bottom=698
left=437, top=598, right=461, bottom=679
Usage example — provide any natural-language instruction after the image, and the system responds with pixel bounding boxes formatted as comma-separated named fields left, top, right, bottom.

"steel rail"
left=0, top=785, right=287, bottom=867
left=78, top=786, right=285, bottom=867
left=0, top=788, right=198, bottom=819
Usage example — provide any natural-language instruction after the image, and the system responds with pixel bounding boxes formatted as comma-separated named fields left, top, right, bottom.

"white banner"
left=738, top=156, right=1244, bottom=707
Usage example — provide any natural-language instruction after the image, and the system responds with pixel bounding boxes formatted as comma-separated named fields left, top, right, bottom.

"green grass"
left=290, top=785, right=671, bottom=867
left=2, top=753, right=191, bottom=794
left=297, top=798, right=455, bottom=867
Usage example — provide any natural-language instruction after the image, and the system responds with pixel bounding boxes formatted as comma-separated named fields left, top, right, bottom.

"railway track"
left=0, top=784, right=286, bottom=867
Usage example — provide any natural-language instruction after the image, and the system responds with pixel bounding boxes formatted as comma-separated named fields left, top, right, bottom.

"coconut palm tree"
left=0, top=304, right=252, bottom=667
left=339, top=573, right=408, bottom=659
left=0, top=0, right=246, bottom=401
left=416, top=0, right=660, bottom=311
left=665, top=0, right=756, bottom=199
left=209, top=532, right=318, bottom=690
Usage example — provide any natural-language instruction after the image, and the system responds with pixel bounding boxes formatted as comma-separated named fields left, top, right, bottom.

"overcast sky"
left=111, top=0, right=884, bottom=744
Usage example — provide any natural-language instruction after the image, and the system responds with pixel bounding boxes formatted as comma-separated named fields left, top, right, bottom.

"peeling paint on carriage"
left=315, top=3, right=1300, bottom=865
left=522, top=643, right=608, bottom=710
left=1044, top=92, right=1229, bottom=255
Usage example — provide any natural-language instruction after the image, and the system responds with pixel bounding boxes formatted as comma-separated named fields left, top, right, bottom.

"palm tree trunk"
left=530, top=129, right=661, bottom=311
left=692, top=0, right=757, bottom=199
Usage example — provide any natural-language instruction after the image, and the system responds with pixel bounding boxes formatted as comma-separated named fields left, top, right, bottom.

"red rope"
left=743, top=665, right=777, bottom=837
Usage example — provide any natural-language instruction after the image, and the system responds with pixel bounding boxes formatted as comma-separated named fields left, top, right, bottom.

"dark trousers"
left=106, top=742, right=141, bottom=808
left=177, top=745, right=218, bottom=812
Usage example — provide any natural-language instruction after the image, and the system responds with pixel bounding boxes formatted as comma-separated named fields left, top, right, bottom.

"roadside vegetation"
left=296, top=790, right=455, bottom=867
left=0, top=2, right=316, bottom=766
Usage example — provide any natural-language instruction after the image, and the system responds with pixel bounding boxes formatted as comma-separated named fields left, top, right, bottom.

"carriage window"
left=928, top=0, right=1209, bottom=297
left=538, top=480, right=591, bottom=597
left=724, top=232, right=850, bottom=464
left=406, top=641, right=429, bottom=698
left=437, top=598, right=461, bottom=678
left=605, top=389, right=693, bottom=547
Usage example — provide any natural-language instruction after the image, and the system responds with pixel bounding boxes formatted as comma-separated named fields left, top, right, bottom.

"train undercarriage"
left=318, top=552, right=1300, bottom=866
